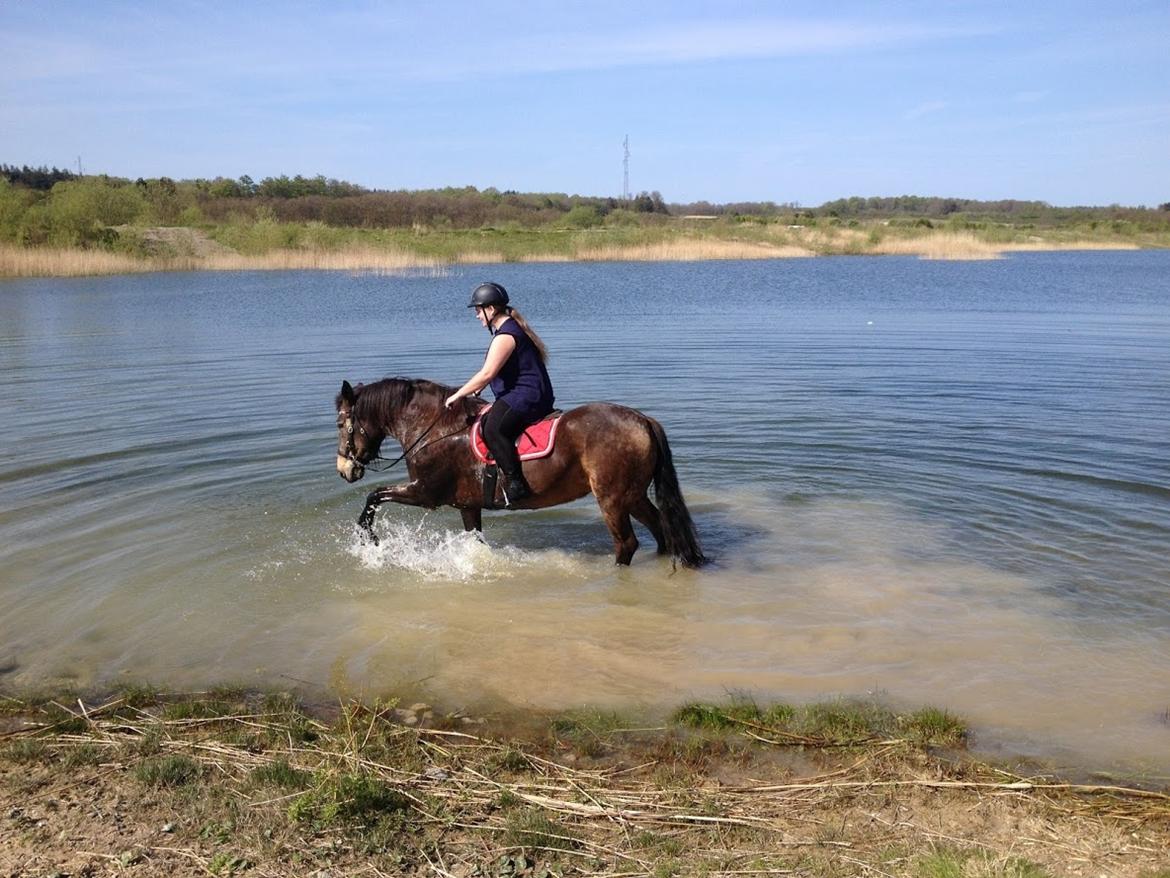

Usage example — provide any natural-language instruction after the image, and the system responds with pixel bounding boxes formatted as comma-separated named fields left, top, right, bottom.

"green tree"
left=0, top=178, right=30, bottom=242
left=561, top=205, right=602, bottom=228
left=44, top=178, right=146, bottom=246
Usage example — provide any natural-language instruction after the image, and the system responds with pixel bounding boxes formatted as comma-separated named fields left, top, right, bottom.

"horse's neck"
left=386, top=393, right=443, bottom=448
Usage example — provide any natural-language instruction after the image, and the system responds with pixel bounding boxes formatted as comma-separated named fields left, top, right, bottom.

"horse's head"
left=335, top=380, right=386, bottom=482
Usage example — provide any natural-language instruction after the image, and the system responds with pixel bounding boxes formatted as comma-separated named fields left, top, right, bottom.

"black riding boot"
left=501, top=467, right=533, bottom=506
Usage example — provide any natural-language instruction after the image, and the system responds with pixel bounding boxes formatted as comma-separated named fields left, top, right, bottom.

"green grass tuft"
left=915, top=849, right=1051, bottom=878
left=799, top=699, right=891, bottom=742
left=163, top=699, right=234, bottom=720
left=491, top=746, right=531, bottom=773
left=550, top=707, right=634, bottom=757
left=208, top=851, right=253, bottom=876
left=249, top=758, right=309, bottom=790
left=503, top=807, right=580, bottom=851
left=288, top=770, right=408, bottom=827
left=208, top=682, right=248, bottom=701
left=2, top=739, right=48, bottom=763
left=136, top=754, right=203, bottom=786
left=899, top=707, right=967, bottom=746
left=62, top=743, right=104, bottom=768
left=672, top=699, right=762, bottom=729
left=118, top=682, right=158, bottom=708
left=672, top=697, right=968, bottom=748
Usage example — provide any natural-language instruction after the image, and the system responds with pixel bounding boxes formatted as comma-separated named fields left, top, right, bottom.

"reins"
left=356, top=409, right=474, bottom=474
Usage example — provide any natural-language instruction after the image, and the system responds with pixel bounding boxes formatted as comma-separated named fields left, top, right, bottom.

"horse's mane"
left=347, top=377, right=482, bottom=432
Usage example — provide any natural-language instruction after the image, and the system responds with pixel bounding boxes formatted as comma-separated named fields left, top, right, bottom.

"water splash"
left=340, top=516, right=588, bottom=582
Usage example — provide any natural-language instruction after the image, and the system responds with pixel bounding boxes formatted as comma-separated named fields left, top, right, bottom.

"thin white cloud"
left=0, top=12, right=992, bottom=89
left=411, top=18, right=995, bottom=80
left=904, top=101, right=949, bottom=121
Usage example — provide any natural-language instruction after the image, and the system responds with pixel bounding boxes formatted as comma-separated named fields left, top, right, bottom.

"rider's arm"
left=444, top=334, right=517, bottom=408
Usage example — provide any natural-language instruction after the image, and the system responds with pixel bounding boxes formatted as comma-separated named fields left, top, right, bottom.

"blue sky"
left=2, top=1, right=1167, bottom=206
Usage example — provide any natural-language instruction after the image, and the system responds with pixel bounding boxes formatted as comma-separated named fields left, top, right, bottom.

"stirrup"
left=482, top=464, right=504, bottom=509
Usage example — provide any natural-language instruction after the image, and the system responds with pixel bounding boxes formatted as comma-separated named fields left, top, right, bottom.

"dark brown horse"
left=335, top=378, right=705, bottom=568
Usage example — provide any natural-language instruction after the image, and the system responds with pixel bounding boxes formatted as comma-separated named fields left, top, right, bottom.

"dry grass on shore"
left=0, top=229, right=1150, bottom=279
left=2, top=690, right=1168, bottom=877
left=0, top=245, right=160, bottom=278
left=198, top=246, right=445, bottom=273
left=571, top=238, right=815, bottom=262
left=870, top=232, right=1141, bottom=261
left=0, top=243, right=445, bottom=278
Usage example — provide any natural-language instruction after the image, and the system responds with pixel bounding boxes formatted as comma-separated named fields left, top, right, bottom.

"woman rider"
left=444, top=282, right=554, bottom=506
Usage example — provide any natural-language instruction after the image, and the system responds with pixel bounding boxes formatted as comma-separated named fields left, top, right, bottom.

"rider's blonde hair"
left=501, top=307, right=549, bottom=364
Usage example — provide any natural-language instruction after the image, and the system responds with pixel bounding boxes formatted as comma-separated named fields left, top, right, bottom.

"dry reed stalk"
left=871, top=232, right=1006, bottom=260
left=573, top=239, right=813, bottom=262
left=0, top=245, right=155, bottom=277
left=454, top=250, right=507, bottom=264
left=199, top=247, right=444, bottom=272
left=1000, top=240, right=1140, bottom=252
left=519, top=253, right=574, bottom=262
left=6, top=696, right=1170, bottom=878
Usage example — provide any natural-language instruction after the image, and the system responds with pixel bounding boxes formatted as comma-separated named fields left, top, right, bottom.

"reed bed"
left=871, top=232, right=1008, bottom=260
left=197, top=246, right=445, bottom=273
left=0, top=245, right=158, bottom=278
left=2, top=691, right=1167, bottom=877
left=454, top=249, right=508, bottom=265
left=572, top=238, right=814, bottom=262
left=1002, top=239, right=1141, bottom=252
left=0, top=230, right=1150, bottom=279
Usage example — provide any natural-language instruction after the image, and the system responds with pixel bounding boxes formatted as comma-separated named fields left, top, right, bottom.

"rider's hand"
left=444, top=393, right=459, bottom=409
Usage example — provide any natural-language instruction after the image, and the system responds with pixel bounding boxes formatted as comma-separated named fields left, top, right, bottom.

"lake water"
left=1, top=253, right=1168, bottom=773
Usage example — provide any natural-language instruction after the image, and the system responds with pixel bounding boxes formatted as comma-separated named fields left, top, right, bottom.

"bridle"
left=339, top=407, right=473, bottom=474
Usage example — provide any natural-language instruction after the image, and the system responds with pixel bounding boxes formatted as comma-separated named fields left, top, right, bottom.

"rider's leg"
left=481, top=401, right=533, bottom=505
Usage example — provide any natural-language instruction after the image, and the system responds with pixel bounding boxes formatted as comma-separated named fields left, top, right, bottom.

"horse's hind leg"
left=598, top=498, right=639, bottom=566
left=631, top=495, right=668, bottom=556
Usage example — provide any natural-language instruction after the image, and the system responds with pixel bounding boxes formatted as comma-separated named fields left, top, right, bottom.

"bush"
left=0, top=179, right=30, bottom=242
left=44, top=178, right=146, bottom=246
left=560, top=205, right=602, bottom=229
left=603, top=208, right=641, bottom=227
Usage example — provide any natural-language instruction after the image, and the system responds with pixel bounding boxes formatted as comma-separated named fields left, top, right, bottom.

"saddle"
left=472, top=410, right=562, bottom=509
left=470, top=410, right=562, bottom=464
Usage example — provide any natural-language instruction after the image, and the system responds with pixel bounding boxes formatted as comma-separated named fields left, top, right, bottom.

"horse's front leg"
left=460, top=507, right=485, bottom=543
left=357, top=480, right=433, bottom=543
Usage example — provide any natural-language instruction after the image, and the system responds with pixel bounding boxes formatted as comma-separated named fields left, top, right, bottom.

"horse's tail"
left=647, top=418, right=707, bottom=569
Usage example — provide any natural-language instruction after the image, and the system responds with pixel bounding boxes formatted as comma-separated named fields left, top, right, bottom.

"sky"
left=2, top=1, right=1167, bottom=206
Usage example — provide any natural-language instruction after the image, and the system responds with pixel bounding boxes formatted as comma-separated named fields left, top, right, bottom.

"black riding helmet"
left=468, top=281, right=509, bottom=309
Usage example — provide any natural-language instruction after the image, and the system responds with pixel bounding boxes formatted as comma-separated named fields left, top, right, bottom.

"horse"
left=335, top=378, right=706, bottom=568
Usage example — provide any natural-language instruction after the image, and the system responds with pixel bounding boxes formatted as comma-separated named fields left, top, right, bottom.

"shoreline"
left=0, top=230, right=1150, bottom=279
left=3, top=688, right=1168, bottom=876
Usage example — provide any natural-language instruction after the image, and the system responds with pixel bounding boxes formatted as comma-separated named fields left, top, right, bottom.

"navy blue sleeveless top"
left=489, top=318, right=554, bottom=419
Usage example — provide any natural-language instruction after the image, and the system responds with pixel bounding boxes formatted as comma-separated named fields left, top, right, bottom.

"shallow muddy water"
left=1, top=254, right=1168, bottom=771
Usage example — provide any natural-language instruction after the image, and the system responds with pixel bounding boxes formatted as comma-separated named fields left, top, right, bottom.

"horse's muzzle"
left=337, top=454, right=365, bottom=483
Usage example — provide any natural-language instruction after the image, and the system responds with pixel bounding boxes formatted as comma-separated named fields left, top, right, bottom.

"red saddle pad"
left=471, top=415, right=562, bottom=464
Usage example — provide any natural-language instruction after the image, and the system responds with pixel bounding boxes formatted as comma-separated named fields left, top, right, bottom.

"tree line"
left=1, top=163, right=1166, bottom=249
left=0, top=168, right=674, bottom=247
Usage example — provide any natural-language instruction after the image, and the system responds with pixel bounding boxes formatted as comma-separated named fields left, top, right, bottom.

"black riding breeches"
left=481, top=400, right=530, bottom=478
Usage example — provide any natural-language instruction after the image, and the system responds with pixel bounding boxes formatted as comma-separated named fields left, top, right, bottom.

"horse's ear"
left=339, top=380, right=355, bottom=406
